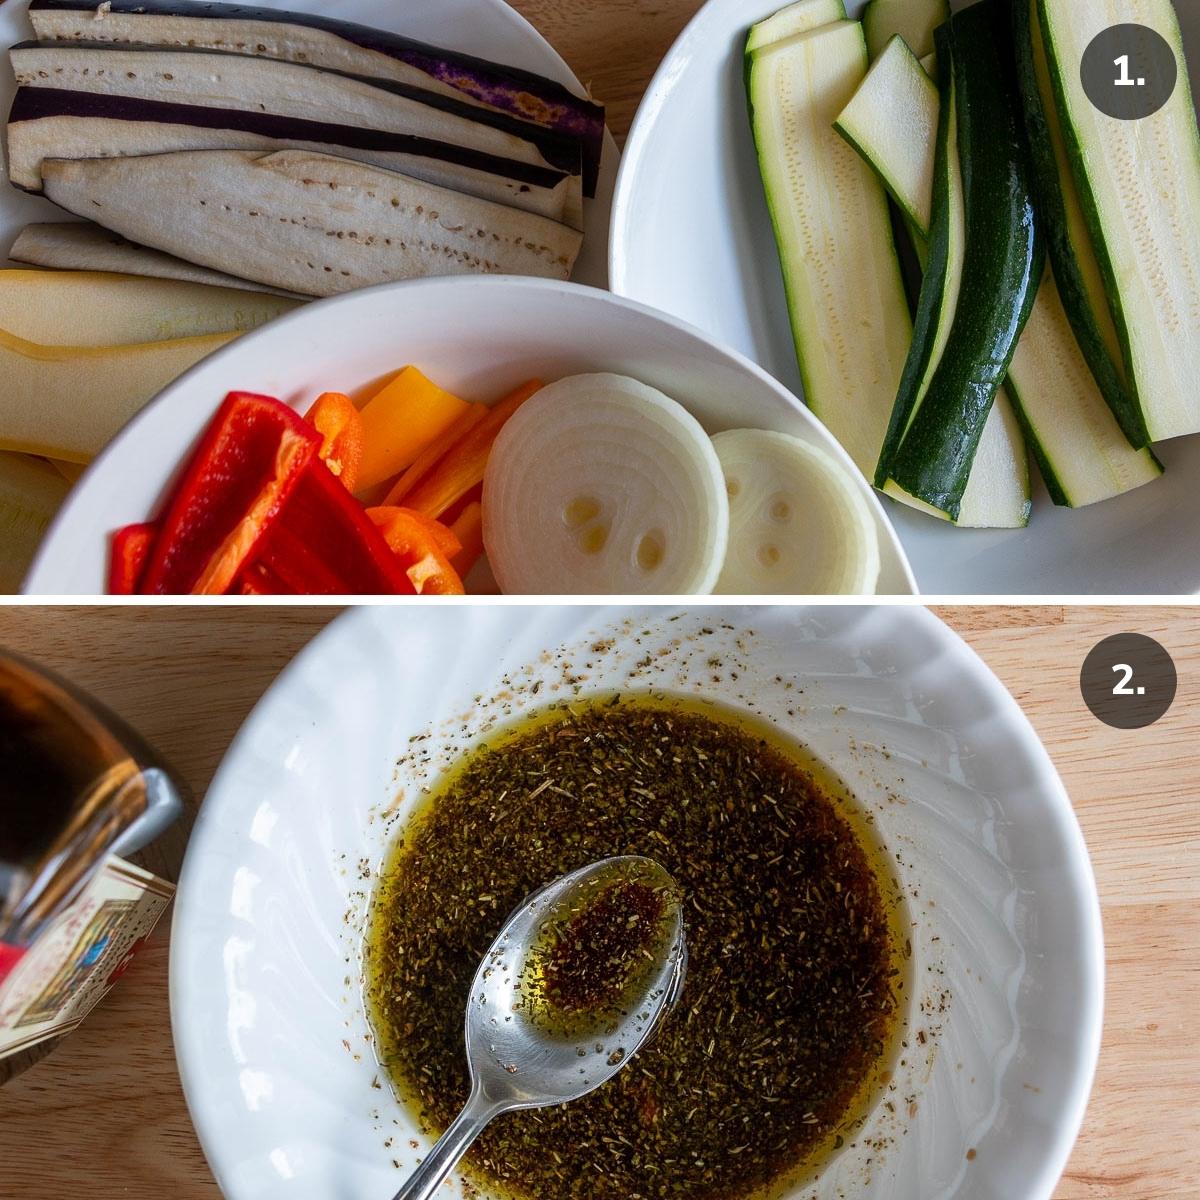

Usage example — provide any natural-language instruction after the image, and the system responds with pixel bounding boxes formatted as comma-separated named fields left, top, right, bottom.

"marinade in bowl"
left=365, top=696, right=910, bottom=1200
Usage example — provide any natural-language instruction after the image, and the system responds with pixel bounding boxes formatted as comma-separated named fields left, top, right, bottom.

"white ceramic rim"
left=24, top=275, right=917, bottom=595
left=168, top=603, right=1102, bottom=1200
left=607, top=0, right=714, bottom=300
left=922, top=610, right=1105, bottom=1199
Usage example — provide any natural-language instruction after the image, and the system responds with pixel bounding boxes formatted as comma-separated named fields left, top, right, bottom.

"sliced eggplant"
left=11, top=41, right=583, bottom=180
left=40, top=149, right=584, bottom=296
left=27, top=0, right=606, bottom=193
left=9, top=221, right=302, bottom=296
left=7, top=88, right=581, bottom=226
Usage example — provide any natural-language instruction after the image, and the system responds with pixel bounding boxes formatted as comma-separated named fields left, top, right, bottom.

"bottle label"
left=0, top=856, right=173, bottom=1059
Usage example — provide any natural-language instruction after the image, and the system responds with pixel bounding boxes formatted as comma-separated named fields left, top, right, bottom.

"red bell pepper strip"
left=366, top=507, right=465, bottom=595
left=305, top=391, right=364, bottom=492
left=139, top=392, right=321, bottom=595
left=107, top=522, right=158, bottom=594
left=253, top=460, right=416, bottom=595
left=237, top=559, right=294, bottom=595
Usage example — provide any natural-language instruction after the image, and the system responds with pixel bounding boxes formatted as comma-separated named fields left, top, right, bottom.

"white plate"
left=609, top=0, right=1200, bottom=596
left=23, top=275, right=915, bottom=594
left=170, top=604, right=1103, bottom=1200
left=0, top=0, right=619, bottom=287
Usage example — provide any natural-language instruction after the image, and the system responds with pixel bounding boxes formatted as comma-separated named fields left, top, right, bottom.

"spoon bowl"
left=393, top=855, right=685, bottom=1200
left=467, top=855, right=686, bottom=1109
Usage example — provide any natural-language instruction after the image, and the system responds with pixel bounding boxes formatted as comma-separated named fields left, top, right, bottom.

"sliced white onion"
left=712, top=430, right=880, bottom=595
left=483, top=373, right=729, bottom=594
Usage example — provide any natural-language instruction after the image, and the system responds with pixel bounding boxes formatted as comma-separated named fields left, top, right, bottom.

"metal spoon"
left=392, top=855, right=686, bottom=1200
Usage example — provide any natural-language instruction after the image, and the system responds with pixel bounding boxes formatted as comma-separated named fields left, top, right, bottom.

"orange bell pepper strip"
left=305, top=391, right=364, bottom=491
left=381, top=402, right=488, bottom=506
left=403, top=380, right=542, bottom=520
left=448, top=500, right=484, bottom=579
left=366, top=506, right=465, bottom=595
left=438, top=483, right=483, bottom=529
left=355, top=366, right=472, bottom=491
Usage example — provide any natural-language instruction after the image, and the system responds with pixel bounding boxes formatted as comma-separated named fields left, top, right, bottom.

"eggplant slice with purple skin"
left=6, top=88, right=582, bottom=226
left=10, top=221, right=304, bottom=296
left=39, top=148, right=584, bottom=296
left=10, top=40, right=585, bottom=181
left=27, top=0, right=606, bottom=194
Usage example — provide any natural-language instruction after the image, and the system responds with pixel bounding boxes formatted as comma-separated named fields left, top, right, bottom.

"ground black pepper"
left=367, top=698, right=903, bottom=1200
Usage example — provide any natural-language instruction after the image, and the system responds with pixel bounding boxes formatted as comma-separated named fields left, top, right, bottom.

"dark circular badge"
left=1080, top=633, right=1177, bottom=729
left=1080, top=23, right=1178, bottom=121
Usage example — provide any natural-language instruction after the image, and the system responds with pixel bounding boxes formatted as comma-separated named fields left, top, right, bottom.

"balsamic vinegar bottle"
left=0, top=651, right=181, bottom=964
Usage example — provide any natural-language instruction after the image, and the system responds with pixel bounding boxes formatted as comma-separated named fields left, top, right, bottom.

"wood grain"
left=0, top=605, right=1196, bottom=1199
left=507, top=0, right=705, bottom=141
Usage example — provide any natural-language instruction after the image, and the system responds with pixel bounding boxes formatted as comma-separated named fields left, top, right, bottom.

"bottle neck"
left=2, top=759, right=149, bottom=947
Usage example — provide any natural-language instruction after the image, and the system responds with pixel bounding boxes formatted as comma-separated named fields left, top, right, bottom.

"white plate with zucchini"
left=610, top=0, right=1200, bottom=595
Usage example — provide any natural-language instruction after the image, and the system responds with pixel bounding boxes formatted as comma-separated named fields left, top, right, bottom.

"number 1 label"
left=1114, top=54, right=1145, bottom=87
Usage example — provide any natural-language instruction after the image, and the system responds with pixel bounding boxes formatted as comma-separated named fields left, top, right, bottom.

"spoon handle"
left=391, top=1092, right=501, bottom=1200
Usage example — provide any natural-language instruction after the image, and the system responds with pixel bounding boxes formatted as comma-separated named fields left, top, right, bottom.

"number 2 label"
left=1112, top=663, right=1144, bottom=695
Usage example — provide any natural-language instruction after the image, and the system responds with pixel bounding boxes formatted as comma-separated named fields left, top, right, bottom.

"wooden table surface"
left=0, top=604, right=1196, bottom=1199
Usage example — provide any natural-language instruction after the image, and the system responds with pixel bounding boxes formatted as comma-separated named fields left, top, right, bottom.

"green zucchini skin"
left=884, top=0, right=1044, bottom=518
left=1012, top=0, right=1146, bottom=449
left=1005, top=366, right=1161, bottom=509
left=873, top=42, right=955, bottom=487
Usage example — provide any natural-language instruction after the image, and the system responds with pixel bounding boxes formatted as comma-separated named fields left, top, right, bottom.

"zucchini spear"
left=1012, top=0, right=1140, bottom=446
left=1019, top=0, right=1200, bottom=446
left=861, top=0, right=948, bottom=61
left=746, top=19, right=913, bottom=482
left=876, top=0, right=1043, bottom=521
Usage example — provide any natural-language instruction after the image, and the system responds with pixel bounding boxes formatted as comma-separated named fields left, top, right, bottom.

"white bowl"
left=609, top=0, right=1200, bottom=596
left=24, top=277, right=914, bottom=594
left=170, top=604, right=1102, bottom=1200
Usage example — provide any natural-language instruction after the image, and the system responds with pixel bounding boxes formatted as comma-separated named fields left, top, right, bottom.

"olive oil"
left=367, top=695, right=908, bottom=1200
